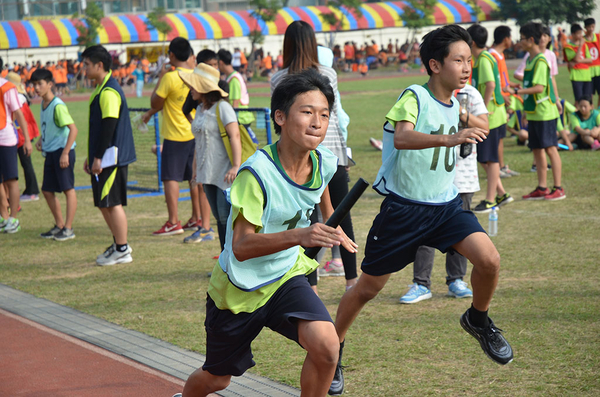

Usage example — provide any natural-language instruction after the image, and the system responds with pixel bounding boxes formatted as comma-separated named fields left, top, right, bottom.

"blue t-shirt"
left=132, top=68, right=145, bottom=82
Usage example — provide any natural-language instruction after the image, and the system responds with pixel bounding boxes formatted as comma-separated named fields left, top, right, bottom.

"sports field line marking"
left=0, top=308, right=185, bottom=388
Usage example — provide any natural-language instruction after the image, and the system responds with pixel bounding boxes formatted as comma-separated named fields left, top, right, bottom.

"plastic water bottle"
left=488, top=207, right=498, bottom=237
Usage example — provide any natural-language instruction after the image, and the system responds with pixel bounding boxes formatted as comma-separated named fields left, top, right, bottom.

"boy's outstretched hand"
left=299, top=223, right=358, bottom=253
left=448, top=127, right=488, bottom=146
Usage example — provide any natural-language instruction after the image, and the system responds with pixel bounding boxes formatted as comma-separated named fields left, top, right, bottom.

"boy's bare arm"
left=60, top=123, right=78, bottom=168
left=318, top=186, right=358, bottom=254
left=231, top=212, right=346, bottom=262
left=14, top=109, right=31, bottom=156
left=394, top=121, right=487, bottom=150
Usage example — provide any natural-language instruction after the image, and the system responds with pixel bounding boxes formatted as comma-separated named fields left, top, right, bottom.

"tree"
left=320, top=0, right=363, bottom=48
left=145, top=7, right=173, bottom=55
left=465, top=0, right=482, bottom=23
left=72, top=2, right=104, bottom=48
left=493, top=0, right=596, bottom=26
left=248, top=0, right=282, bottom=76
left=400, top=0, right=438, bottom=42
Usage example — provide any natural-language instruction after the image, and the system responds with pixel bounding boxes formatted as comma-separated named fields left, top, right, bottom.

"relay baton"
left=304, top=178, right=370, bottom=260
left=558, top=143, right=569, bottom=150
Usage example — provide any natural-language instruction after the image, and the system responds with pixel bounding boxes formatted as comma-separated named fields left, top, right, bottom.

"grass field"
left=1, top=66, right=599, bottom=396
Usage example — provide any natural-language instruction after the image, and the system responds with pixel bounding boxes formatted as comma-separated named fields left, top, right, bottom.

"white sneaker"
left=96, top=244, right=133, bottom=266
left=3, top=217, right=20, bottom=234
left=318, top=260, right=345, bottom=277
left=97, top=243, right=116, bottom=260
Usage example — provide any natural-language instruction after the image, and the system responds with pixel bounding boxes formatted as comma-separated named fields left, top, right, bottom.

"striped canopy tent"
left=0, top=0, right=499, bottom=50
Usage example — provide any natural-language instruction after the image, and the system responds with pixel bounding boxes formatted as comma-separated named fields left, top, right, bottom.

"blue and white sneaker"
left=448, top=279, right=473, bottom=298
left=183, top=227, right=215, bottom=243
left=399, top=283, right=432, bottom=304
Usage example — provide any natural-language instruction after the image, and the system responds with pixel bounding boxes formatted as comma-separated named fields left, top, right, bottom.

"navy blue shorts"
left=92, top=165, right=128, bottom=208
left=0, top=145, right=18, bottom=182
left=528, top=119, right=558, bottom=149
left=41, top=148, right=75, bottom=193
left=592, top=76, right=600, bottom=96
left=572, top=81, right=593, bottom=101
left=161, top=139, right=195, bottom=182
left=477, top=124, right=504, bottom=163
left=361, top=194, right=485, bottom=276
left=202, top=275, right=333, bottom=377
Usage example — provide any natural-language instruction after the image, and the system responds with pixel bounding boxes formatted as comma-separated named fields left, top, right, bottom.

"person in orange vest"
left=583, top=18, right=600, bottom=106
left=564, top=23, right=593, bottom=103
left=260, top=52, right=273, bottom=78
left=54, top=64, right=69, bottom=96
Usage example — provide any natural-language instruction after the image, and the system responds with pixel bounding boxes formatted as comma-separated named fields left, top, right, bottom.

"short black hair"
left=81, top=45, right=112, bottom=71
left=169, top=37, right=193, bottom=62
left=218, top=80, right=229, bottom=94
left=466, top=24, right=488, bottom=49
left=420, top=24, right=472, bottom=76
left=571, top=24, right=583, bottom=35
left=493, top=26, right=511, bottom=45
left=0, top=57, right=3, bottom=70
left=197, top=49, right=217, bottom=65
left=217, top=49, right=232, bottom=65
left=584, top=18, right=595, bottom=27
left=271, top=68, right=335, bottom=135
left=578, top=95, right=593, bottom=104
left=30, top=68, right=53, bottom=83
left=521, top=22, right=543, bottom=45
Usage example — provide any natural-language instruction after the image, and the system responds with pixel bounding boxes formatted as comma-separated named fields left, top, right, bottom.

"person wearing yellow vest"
left=564, top=24, right=593, bottom=103
left=0, top=56, right=32, bottom=234
left=142, top=37, right=203, bottom=236
left=217, top=49, right=255, bottom=129
left=584, top=18, right=600, bottom=107
left=467, top=24, right=513, bottom=214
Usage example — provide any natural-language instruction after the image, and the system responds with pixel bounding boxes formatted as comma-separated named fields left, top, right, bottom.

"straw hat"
left=6, top=72, right=26, bottom=95
left=178, top=63, right=228, bottom=97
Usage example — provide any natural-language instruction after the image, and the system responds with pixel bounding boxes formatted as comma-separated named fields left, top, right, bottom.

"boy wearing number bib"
left=329, top=25, right=513, bottom=397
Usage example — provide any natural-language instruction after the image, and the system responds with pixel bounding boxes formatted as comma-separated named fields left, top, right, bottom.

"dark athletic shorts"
left=161, top=139, right=194, bottom=182
left=477, top=124, right=504, bottom=163
left=361, top=194, right=485, bottom=276
left=92, top=165, right=128, bottom=208
left=593, top=76, right=600, bottom=96
left=202, top=275, right=333, bottom=377
left=572, top=81, right=593, bottom=101
left=528, top=119, right=558, bottom=149
left=573, top=134, right=592, bottom=149
left=0, top=144, right=18, bottom=182
left=41, top=148, right=75, bottom=193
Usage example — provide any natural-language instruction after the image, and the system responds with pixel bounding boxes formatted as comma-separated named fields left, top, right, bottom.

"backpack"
left=216, top=101, right=258, bottom=165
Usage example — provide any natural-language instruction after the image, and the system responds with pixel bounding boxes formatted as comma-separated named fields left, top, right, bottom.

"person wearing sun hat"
left=6, top=71, right=41, bottom=202
left=178, top=63, right=241, bottom=248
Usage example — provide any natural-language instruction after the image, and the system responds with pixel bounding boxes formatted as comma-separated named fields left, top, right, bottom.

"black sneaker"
left=329, top=341, right=345, bottom=396
left=495, top=193, right=514, bottom=207
left=40, top=225, right=61, bottom=239
left=472, top=200, right=495, bottom=214
left=460, top=309, right=513, bottom=365
left=54, top=227, right=75, bottom=241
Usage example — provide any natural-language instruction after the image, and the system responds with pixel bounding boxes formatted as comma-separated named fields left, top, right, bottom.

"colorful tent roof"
left=0, top=0, right=499, bottom=50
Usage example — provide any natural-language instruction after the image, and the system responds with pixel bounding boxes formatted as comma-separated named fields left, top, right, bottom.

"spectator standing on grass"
left=563, top=24, right=593, bottom=103
left=271, top=20, right=358, bottom=292
left=583, top=18, right=600, bottom=107
left=329, top=26, right=513, bottom=396
left=0, top=56, right=31, bottom=234
left=82, top=45, right=136, bottom=265
left=30, top=68, right=78, bottom=241
left=467, top=24, right=513, bottom=214
left=5, top=72, right=40, bottom=203
left=505, top=23, right=565, bottom=201
left=399, top=83, right=488, bottom=304
left=179, top=64, right=241, bottom=249
left=142, top=37, right=202, bottom=236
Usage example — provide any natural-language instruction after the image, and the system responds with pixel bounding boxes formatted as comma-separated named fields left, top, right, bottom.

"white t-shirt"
left=0, top=79, right=22, bottom=147
left=232, top=52, right=242, bottom=68
left=453, top=84, right=487, bottom=194
left=191, top=99, right=238, bottom=191
left=514, top=49, right=558, bottom=78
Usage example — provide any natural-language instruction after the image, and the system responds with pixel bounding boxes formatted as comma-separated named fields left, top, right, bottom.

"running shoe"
left=0, top=217, right=8, bottom=231
left=369, top=137, right=383, bottom=151
left=41, top=225, right=62, bottom=239
left=447, top=279, right=473, bottom=298
left=329, top=341, right=345, bottom=396
left=153, top=221, right=184, bottom=236
left=54, top=227, right=75, bottom=241
left=318, top=260, right=345, bottom=277
left=495, top=193, right=514, bottom=207
left=592, top=140, right=600, bottom=151
left=522, top=187, right=550, bottom=200
left=499, top=168, right=511, bottom=178
left=183, top=227, right=215, bottom=243
left=3, top=218, right=20, bottom=234
left=544, top=187, right=566, bottom=201
left=97, top=243, right=115, bottom=260
left=473, top=200, right=496, bottom=214
left=97, top=244, right=133, bottom=266
left=399, top=283, right=432, bottom=304
left=20, top=194, right=39, bottom=202
left=460, top=309, right=513, bottom=365
left=500, top=165, right=520, bottom=176
left=182, top=218, right=202, bottom=230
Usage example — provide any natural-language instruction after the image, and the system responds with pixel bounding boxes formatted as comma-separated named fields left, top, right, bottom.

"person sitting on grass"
left=30, top=68, right=78, bottom=241
left=559, top=95, right=600, bottom=150
left=175, top=68, right=357, bottom=397
left=328, top=24, right=513, bottom=397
